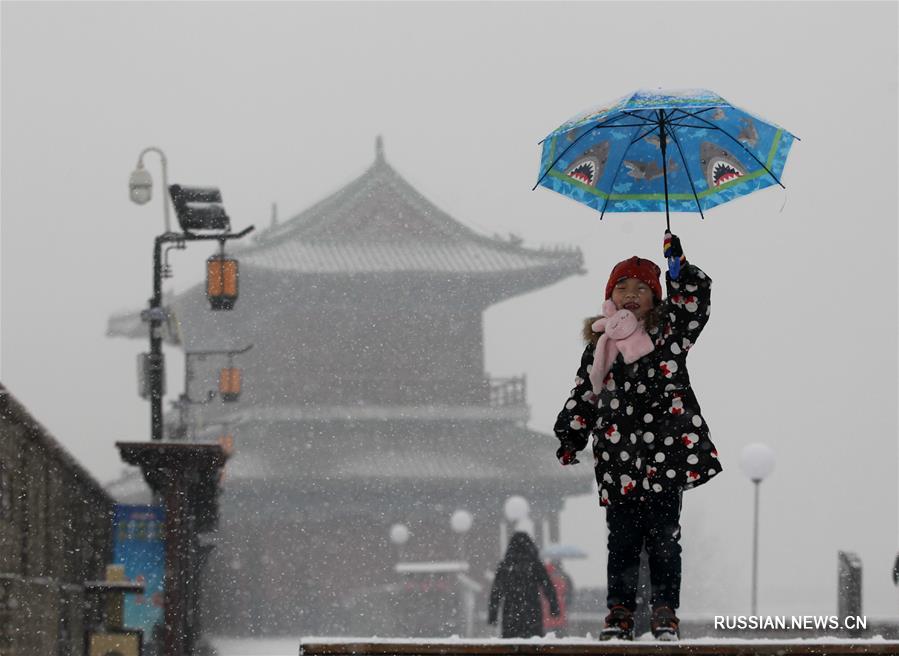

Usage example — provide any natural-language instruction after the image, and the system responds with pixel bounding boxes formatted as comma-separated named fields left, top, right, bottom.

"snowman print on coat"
left=554, top=262, right=722, bottom=506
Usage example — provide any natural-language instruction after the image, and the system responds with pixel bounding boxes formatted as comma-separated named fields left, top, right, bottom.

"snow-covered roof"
left=0, top=383, right=113, bottom=505
left=229, top=137, right=584, bottom=277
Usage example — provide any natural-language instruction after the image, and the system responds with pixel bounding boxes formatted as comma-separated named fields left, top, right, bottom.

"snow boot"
left=599, top=605, right=634, bottom=641
left=651, top=605, right=680, bottom=641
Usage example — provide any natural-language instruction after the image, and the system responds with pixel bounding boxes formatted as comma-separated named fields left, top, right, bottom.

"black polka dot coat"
left=554, top=262, right=722, bottom=507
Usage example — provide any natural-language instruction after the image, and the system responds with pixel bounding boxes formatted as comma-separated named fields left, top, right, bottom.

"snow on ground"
left=211, top=637, right=303, bottom=656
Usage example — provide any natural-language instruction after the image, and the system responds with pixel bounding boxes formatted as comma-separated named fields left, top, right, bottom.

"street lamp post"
left=450, top=509, right=475, bottom=638
left=450, top=509, right=473, bottom=560
left=740, top=443, right=776, bottom=616
left=124, top=161, right=255, bottom=656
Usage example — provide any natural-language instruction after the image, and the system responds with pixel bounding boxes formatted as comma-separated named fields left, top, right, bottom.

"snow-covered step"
left=299, top=637, right=899, bottom=656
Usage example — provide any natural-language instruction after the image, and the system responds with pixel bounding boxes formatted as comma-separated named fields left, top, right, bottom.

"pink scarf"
left=589, top=299, right=655, bottom=391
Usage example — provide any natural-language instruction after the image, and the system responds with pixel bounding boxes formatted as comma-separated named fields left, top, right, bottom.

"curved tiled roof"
left=231, top=139, right=583, bottom=276
left=235, top=240, right=580, bottom=275
left=106, top=140, right=585, bottom=343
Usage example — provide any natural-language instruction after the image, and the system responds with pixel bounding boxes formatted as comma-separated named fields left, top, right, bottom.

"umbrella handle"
left=667, top=255, right=681, bottom=279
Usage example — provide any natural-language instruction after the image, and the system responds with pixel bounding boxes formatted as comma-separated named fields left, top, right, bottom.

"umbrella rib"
left=598, top=123, right=658, bottom=128
left=620, top=109, right=660, bottom=124
left=664, top=123, right=705, bottom=220
left=629, top=125, right=661, bottom=145
left=668, top=107, right=717, bottom=121
left=537, top=121, right=655, bottom=145
left=599, top=123, right=648, bottom=221
left=532, top=113, right=636, bottom=190
left=676, top=109, right=787, bottom=188
left=667, top=121, right=717, bottom=129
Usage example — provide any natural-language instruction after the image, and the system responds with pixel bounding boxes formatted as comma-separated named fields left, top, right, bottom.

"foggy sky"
left=2, top=1, right=897, bottom=620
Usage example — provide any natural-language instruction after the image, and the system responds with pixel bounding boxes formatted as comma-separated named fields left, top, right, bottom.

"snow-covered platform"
left=298, top=637, right=899, bottom=656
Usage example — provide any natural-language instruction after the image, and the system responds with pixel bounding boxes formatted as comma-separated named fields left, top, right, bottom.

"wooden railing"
left=488, top=375, right=527, bottom=408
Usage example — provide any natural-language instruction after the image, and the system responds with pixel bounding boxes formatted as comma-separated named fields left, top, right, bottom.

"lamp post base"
left=116, top=441, right=228, bottom=656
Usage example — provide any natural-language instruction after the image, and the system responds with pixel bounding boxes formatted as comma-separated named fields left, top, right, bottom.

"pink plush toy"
left=589, top=299, right=655, bottom=391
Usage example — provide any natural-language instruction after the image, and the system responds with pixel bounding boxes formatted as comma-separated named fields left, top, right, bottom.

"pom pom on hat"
left=605, top=256, right=662, bottom=300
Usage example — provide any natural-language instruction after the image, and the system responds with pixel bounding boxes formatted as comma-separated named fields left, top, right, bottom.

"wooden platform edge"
left=298, top=640, right=899, bottom=656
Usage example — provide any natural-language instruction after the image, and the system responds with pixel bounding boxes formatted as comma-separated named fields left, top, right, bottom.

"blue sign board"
left=112, top=504, right=165, bottom=640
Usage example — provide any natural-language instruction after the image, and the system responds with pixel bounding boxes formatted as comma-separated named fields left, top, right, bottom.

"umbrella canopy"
left=535, top=89, right=796, bottom=227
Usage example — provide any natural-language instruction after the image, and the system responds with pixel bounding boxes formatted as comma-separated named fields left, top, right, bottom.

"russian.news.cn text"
left=714, top=616, right=866, bottom=631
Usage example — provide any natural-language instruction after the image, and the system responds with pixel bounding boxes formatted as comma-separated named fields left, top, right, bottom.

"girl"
left=554, top=231, right=721, bottom=641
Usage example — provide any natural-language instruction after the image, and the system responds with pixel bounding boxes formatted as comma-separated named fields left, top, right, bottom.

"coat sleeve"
left=553, top=342, right=602, bottom=452
left=664, top=261, right=712, bottom=345
left=488, top=567, right=505, bottom=625
left=537, top=562, right=561, bottom=617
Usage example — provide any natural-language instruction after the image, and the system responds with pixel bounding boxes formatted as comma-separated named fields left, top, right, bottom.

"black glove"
left=556, top=441, right=581, bottom=466
left=664, top=231, right=685, bottom=279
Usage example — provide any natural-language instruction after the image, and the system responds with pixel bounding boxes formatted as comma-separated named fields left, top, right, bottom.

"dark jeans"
left=605, top=488, right=683, bottom=611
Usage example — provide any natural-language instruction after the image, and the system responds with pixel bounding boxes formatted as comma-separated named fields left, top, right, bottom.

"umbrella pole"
left=658, top=110, right=670, bottom=232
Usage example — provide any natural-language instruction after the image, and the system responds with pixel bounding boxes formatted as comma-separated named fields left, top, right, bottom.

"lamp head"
left=450, top=510, right=473, bottom=534
left=129, top=166, right=153, bottom=205
left=389, top=523, right=409, bottom=546
left=739, top=443, right=776, bottom=482
left=504, top=495, right=530, bottom=523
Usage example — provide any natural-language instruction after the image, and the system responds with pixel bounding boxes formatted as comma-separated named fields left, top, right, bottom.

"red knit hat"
left=605, top=256, right=662, bottom=300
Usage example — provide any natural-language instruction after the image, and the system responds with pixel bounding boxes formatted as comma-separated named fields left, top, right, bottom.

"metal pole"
left=147, top=230, right=253, bottom=442
left=150, top=236, right=164, bottom=441
left=752, top=478, right=760, bottom=615
left=138, top=146, right=172, bottom=233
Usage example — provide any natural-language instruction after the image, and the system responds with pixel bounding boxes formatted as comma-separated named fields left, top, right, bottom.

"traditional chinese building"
left=108, top=138, right=586, bottom=636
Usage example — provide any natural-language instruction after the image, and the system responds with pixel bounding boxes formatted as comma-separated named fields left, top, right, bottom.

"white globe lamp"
left=389, top=523, right=409, bottom=546
left=504, top=495, right=530, bottom=523
left=740, top=443, right=776, bottom=482
left=451, top=509, right=473, bottom=534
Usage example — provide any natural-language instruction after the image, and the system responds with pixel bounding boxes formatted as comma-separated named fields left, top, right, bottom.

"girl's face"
left=610, top=277, right=655, bottom=320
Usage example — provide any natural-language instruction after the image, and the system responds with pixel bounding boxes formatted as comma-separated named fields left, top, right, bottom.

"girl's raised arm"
left=663, top=232, right=712, bottom=345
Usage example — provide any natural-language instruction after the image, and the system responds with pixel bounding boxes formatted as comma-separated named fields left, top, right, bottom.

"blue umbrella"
left=534, top=89, right=797, bottom=230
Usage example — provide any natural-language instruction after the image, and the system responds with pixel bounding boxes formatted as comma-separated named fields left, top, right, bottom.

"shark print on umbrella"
left=623, top=158, right=679, bottom=182
left=700, top=142, right=746, bottom=189
left=564, top=141, right=610, bottom=187
left=737, top=117, right=759, bottom=148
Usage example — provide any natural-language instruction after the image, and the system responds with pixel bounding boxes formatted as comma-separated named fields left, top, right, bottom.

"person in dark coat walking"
left=554, top=232, right=722, bottom=641
left=488, top=531, right=560, bottom=638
